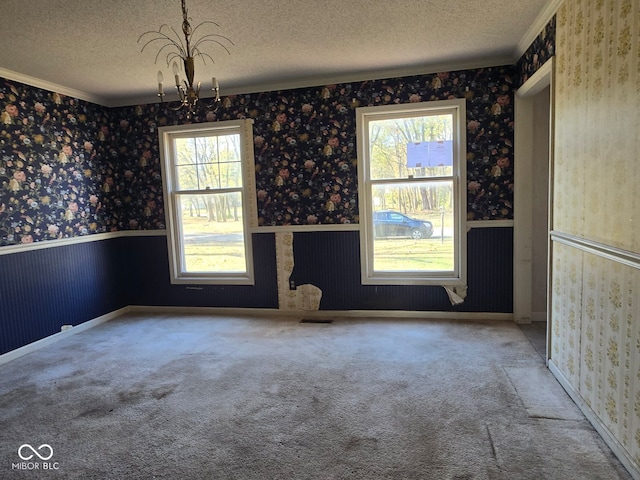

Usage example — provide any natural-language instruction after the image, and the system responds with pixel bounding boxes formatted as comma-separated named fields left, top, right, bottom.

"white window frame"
left=357, top=98, right=467, bottom=286
left=158, top=119, right=257, bottom=285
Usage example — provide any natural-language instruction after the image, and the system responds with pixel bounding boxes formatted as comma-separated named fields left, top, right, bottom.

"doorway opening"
left=514, top=58, right=554, bottom=362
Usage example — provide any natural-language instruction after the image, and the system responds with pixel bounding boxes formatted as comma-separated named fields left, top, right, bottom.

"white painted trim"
left=356, top=98, right=467, bottom=287
left=109, top=55, right=514, bottom=107
left=549, top=360, right=640, bottom=480
left=0, top=219, right=516, bottom=256
left=0, top=220, right=514, bottom=256
left=2, top=55, right=515, bottom=109
left=128, top=305, right=513, bottom=321
left=466, top=220, right=514, bottom=228
left=250, top=224, right=359, bottom=233
left=0, top=306, right=131, bottom=366
left=551, top=231, right=640, bottom=270
left=158, top=120, right=257, bottom=285
left=513, top=57, right=554, bottom=325
left=513, top=94, right=533, bottom=324
left=514, top=0, right=562, bottom=59
left=0, top=230, right=167, bottom=256
left=517, top=59, right=555, bottom=97
left=0, top=67, right=109, bottom=106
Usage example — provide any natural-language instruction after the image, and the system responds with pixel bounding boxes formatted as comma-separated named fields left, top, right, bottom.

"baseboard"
left=127, top=305, right=513, bottom=321
left=0, top=306, right=131, bottom=366
left=548, top=360, right=640, bottom=480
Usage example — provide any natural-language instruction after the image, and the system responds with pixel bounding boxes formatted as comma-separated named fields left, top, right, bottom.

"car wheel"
left=410, top=228, right=423, bottom=240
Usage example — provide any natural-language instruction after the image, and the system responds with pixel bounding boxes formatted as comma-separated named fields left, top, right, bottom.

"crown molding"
left=0, top=67, right=110, bottom=106
left=514, top=0, right=562, bottom=59
left=2, top=54, right=513, bottom=109
left=108, top=54, right=514, bottom=108
left=2, top=29, right=550, bottom=110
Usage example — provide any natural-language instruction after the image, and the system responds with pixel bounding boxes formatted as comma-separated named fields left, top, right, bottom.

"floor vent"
left=300, top=318, right=333, bottom=324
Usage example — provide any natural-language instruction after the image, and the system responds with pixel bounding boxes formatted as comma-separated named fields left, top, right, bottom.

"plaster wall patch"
left=275, top=232, right=322, bottom=311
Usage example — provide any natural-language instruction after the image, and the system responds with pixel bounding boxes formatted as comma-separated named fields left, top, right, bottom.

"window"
left=159, top=120, right=256, bottom=284
left=357, top=99, right=466, bottom=285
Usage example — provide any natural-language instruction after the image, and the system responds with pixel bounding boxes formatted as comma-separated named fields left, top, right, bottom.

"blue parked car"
left=373, top=210, right=434, bottom=239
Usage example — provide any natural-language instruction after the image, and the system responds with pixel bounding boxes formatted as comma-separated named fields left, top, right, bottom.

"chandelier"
left=138, top=0, right=233, bottom=116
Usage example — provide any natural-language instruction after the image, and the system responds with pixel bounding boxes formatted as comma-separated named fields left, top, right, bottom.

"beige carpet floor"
left=0, top=314, right=632, bottom=479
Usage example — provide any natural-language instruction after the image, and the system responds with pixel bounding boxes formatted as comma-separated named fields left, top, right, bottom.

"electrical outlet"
left=289, top=279, right=296, bottom=290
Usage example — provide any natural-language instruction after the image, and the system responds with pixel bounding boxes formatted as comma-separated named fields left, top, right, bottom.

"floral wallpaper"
left=102, top=106, right=166, bottom=231
left=0, top=80, right=112, bottom=245
left=517, top=15, right=556, bottom=87
left=111, top=66, right=517, bottom=227
left=1, top=64, right=519, bottom=245
left=247, top=69, right=516, bottom=224
left=551, top=0, right=640, bottom=471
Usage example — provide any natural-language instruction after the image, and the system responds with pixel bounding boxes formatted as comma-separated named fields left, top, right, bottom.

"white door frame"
left=514, top=58, right=554, bottom=359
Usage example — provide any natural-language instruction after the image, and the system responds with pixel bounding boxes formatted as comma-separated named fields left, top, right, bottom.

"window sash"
left=173, top=190, right=247, bottom=275
left=357, top=99, right=466, bottom=286
left=368, top=112, right=455, bottom=181
left=172, top=133, right=243, bottom=191
left=159, top=120, right=256, bottom=285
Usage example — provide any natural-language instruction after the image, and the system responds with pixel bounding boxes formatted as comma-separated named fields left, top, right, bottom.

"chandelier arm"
left=137, top=27, right=172, bottom=43
left=170, top=102, right=187, bottom=112
left=152, top=43, right=182, bottom=66
left=165, top=52, right=185, bottom=68
left=165, top=25, right=188, bottom=56
left=191, top=35, right=235, bottom=55
left=191, top=51, right=216, bottom=66
left=138, top=33, right=186, bottom=59
left=189, top=21, right=228, bottom=39
left=139, top=24, right=181, bottom=44
left=138, top=34, right=178, bottom=52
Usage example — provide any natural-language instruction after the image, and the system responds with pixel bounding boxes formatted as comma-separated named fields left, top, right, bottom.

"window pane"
left=371, top=181, right=454, bottom=272
left=174, top=134, right=242, bottom=190
left=176, top=192, right=247, bottom=273
left=369, top=113, right=453, bottom=180
left=175, top=165, right=198, bottom=190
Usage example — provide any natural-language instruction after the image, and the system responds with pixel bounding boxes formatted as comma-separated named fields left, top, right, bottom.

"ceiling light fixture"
left=138, top=0, right=233, bottom=116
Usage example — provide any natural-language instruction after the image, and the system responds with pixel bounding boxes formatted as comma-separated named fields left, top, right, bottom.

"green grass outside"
left=179, top=212, right=455, bottom=273
left=182, top=215, right=247, bottom=272
left=373, top=236, right=454, bottom=271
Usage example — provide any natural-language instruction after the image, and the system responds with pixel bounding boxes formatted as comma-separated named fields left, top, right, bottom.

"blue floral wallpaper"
left=111, top=66, right=517, bottom=228
left=102, top=106, right=166, bottom=231
left=0, top=81, right=112, bottom=245
left=517, top=15, right=556, bottom=86
left=1, top=13, right=556, bottom=245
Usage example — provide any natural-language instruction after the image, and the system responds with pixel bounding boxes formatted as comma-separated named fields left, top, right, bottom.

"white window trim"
left=356, top=98, right=467, bottom=286
left=159, top=119, right=257, bottom=285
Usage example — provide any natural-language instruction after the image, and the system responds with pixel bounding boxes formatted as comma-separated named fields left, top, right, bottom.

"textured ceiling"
left=0, top=0, right=555, bottom=107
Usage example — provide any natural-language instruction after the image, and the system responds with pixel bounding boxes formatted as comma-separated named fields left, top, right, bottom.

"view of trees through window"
left=368, top=112, right=456, bottom=272
left=173, top=134, right=247, bottom=273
